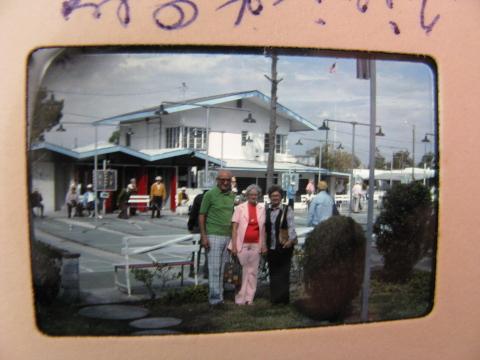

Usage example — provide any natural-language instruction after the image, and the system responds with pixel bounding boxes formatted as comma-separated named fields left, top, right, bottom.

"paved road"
left=33, top=207, right=376, bottom=273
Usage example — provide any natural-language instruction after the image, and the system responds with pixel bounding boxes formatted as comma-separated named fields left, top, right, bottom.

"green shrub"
left=132, top=264, right=182, bottom=300
left=302, top=216, right=366, bottom=320
left=31, top=241, right=62, bottom=305
left=374, top=182, right=435, bottom=283
left=160, top=285, right=208, bottom=305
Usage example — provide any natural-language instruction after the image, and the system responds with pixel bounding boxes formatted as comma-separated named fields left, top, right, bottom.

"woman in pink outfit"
left=231, top=184, right=267, bottom=305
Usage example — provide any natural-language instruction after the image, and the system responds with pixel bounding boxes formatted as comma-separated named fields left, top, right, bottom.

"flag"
left=329, top=62, right=337, bottom=73
left=356, top=58, right=370, bottom=79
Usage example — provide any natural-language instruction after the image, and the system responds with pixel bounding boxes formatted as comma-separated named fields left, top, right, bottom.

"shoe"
left=209, top=302, right=226, bottom=310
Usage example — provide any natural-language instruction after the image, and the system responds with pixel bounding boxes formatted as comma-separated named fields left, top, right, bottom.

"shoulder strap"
left=280, top=204, right=287, bottom=224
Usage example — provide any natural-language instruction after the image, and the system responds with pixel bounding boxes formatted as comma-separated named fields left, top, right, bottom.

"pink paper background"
left=1, top=1, right=479, bottom=359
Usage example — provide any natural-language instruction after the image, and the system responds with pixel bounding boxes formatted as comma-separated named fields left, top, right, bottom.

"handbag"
left=224, top=254, right=242, bottom=286
left=278, top=205, right=289, bottom=245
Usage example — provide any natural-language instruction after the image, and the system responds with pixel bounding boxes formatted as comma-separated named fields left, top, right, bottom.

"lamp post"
left=323, top=118, right=385, bottom=217
left=421, top=132, right=435, bottom=185
left=56, top=120, right=110, bottom=221
left=295, top=137, right=343, bottom=181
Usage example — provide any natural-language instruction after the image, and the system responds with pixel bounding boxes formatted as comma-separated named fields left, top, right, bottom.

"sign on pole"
left=281, top=172, right=299, bottom=191
left=99, top=192, right=110, bottom=199
left=93, top=170, right=118, bottom=191
left=197, top=170, right=218, bottom=189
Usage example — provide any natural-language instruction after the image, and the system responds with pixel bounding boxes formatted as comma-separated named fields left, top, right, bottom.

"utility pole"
left=265, top=50, right=282, bottom=191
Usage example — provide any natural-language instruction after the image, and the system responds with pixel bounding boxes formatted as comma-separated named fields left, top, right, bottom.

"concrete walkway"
left=32, top=206, right=432, bottom=305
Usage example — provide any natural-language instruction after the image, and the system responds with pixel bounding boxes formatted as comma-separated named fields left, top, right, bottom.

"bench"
left=128, top=195, right=150, bottom=207
left=335, top=194, right=351, bottom=211
left=114, top=234, right=201, bottom=295
left=127, top=195, right=150, bottom=212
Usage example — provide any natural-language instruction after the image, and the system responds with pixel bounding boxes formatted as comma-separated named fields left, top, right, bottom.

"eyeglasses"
left=217, top=178, right=231, bottom=183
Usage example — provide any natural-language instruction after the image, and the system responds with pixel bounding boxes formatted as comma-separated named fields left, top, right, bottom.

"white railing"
left=115, top=233, right=201, bottom=295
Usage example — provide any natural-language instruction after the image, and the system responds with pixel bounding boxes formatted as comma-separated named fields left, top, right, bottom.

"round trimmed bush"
left=302, top=216, right=366, bottom=320
left=374, top=182, right=435, bottom=283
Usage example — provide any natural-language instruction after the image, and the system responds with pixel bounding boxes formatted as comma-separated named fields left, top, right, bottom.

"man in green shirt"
left=199, top=170, right=235, bottom=305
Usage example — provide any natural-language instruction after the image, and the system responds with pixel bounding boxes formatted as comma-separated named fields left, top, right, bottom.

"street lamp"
left=323, top=118, right=386, bottom=217
left=54, top=120, right=109, bottom=221
left=243, top=113, right=256, bottom=123
left=421, top=132, right=435, bottom=184
left=295, top=137, right=343, bottom=182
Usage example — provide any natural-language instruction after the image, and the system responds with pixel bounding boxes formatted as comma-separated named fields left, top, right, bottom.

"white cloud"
left=38, top=50, right=435, bottom=164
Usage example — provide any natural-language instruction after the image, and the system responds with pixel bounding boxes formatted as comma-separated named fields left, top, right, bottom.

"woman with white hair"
left=230, top=184, right=268, bottom=305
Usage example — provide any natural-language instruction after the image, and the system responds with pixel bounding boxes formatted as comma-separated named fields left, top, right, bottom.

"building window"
left=188, top=127, right=206, bottom=149
left=166, top=127, right=180, bottom=148
left=166, top=126, right=206, bottom=149
left=276, top=134, right=287, bottom=154
left=264, top=133, right=286, bottom=153
left=241, top=131, right=248, bottom=146
left=125, top=132, right=131, bottom=147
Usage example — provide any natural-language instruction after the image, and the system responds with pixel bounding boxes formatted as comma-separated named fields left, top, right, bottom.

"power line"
left=47, top=87, right=178, bottom=97
left=62, top=112, right=99, bottom=119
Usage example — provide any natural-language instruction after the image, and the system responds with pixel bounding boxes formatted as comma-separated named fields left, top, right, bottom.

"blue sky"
left=39, top=50, right=436, bottom=165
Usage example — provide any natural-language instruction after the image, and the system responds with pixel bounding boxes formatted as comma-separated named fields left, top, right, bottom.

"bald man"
left=199, top=170, right=235, bottom=306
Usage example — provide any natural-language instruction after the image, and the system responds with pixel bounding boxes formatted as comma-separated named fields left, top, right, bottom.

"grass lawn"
left=35, top=270, right=434, bottom=336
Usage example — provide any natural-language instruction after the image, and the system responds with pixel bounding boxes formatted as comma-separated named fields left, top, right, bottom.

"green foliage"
left=418, top=151, right=435, bottom=168
left=369, top=270, right=433, bottom=320
left=131, top=264, right=182, bottom=299
left=374, top=182, right=435, bottom=283
left=31, top=241, right=63, bottom=305
left=108, top=130, right=120, bottom=145
left=160, top=285, right=209, bottom=305
left=306, top=145, right=362, bottom=172
left=392, top=150, right=413, bottom=169
left=131, top=268, right=156, bottom=299
left=375, top=148, right=387, bottom=169
left=30, top=87, right=64, bottom=145
left=302, top=216, right=366, bottom=320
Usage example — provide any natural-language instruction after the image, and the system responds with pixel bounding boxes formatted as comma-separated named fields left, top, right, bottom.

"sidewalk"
left=32, top=206, right=431, bottom=306
left=33, top=209, right=201, bottom=304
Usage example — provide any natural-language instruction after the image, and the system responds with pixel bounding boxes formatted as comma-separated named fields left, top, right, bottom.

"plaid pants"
left=207, top=234, right=230, bottom=305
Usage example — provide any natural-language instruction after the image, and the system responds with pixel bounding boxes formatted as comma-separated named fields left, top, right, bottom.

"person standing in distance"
left=307, top=180, right=334, bottom=227
left=287, top=181, right=296, bottom=210
left=150, top=176, right=166, bottom=218
left=198, top=170, right=235, bottom=306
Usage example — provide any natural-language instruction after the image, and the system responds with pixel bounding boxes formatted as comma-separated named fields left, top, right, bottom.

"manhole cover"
left=78, top=305, right=149, bottom=320
left=129, top=317, right=182, bottom=329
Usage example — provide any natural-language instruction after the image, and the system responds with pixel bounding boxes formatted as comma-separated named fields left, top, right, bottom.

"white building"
left=31, top=90, right=347, bottom=213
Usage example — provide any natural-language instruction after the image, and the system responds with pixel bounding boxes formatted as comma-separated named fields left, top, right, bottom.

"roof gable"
left=97, top=90, right=317, bottom=132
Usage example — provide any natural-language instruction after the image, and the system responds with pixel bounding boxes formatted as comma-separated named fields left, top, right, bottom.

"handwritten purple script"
left=61, top=0, right=440, bottom=35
